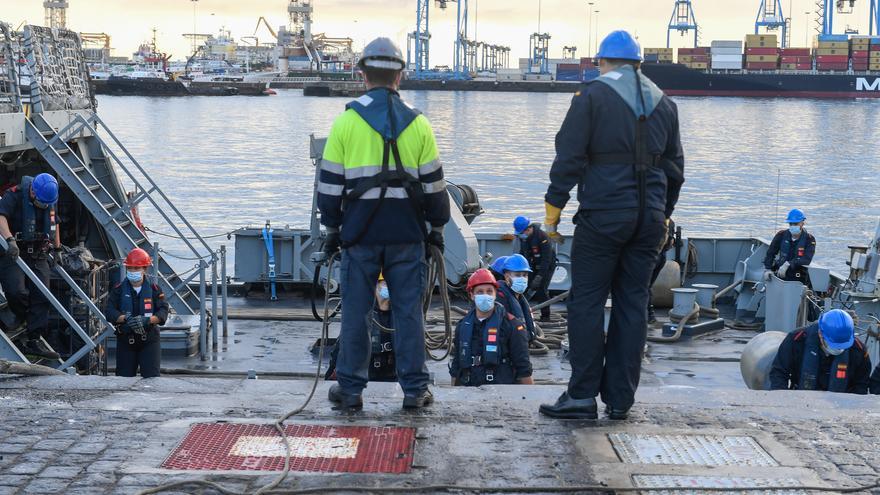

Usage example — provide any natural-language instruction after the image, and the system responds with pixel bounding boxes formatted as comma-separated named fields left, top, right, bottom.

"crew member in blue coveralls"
left=763, top=209, right=816, bottom=286
left=496, top=254, right=537, bottom=343
left=488, top=255, right=509, bottom=281
left=449, top=269, right=533, bottom=386
left=0, top=173, right=62, bottom=359
left=769, top=309, right=871, bottom=394
left=513, top=215, right=556, bottom=321
left=539, top=31, right=685, bottom=420
left=105, top=248, right=169, bottom=378
left=317, top=37, right=450, bottom=411
left=326, top=273, right=397, bottom=383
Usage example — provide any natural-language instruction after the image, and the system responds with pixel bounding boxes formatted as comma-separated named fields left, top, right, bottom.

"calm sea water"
left=96, top=91, right=880, bottom=275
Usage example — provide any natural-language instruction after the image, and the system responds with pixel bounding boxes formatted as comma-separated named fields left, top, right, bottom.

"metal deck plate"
left=632, top=475, right=805, bottom=494
left=608, top=433, right=779, bottom=467
left=161, top=423, right=416, bottom=473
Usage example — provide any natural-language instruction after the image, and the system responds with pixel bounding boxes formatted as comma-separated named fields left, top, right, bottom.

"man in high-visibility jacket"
left=317, top=37, right=450, bottom=411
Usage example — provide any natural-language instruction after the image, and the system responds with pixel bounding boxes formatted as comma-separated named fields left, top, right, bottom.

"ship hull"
left=641, top=63, right=880, bottom=99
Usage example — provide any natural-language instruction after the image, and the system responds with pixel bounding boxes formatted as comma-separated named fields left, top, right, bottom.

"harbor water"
left=96, top=91, right=880, bottom=275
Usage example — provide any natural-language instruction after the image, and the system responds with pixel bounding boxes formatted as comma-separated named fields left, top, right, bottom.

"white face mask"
left=821, top=340, right=845, bottom=356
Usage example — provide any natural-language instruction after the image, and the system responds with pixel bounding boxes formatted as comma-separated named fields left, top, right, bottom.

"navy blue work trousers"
left=566, top=209, right=666, bottom=409
left=336, top=242, right=429, bottom=396
left=0, top=254, right=51, bottom=339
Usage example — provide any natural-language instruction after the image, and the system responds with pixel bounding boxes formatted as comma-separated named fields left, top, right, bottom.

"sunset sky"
left=4, top=0, right=878, bottom=64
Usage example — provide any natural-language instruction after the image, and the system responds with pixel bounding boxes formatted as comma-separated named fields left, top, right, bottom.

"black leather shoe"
left=403, top=389, right=434, bottom=409
left=328, top=384, right=363, bottom=411
left=647, top=304, right=657, bottom=324
left=605, top=405, right=630, bottom=420
left=20, top=339, right=60, bottom=360
left=539, top=392, right=598, bottom=419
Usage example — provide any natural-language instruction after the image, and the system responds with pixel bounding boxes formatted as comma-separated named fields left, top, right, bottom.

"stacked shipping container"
left=779, top=48, right=812, bottom=70
left=873, top=38, right=880, bottom=71
left=814, top=34, right=848, bottom=71
left=644, top=48, right=673, bottom=64
left=851, top=37, right=871, bottom=71
left=710, top=40, right=743, bottom=70
left=678, top=47, right=709, bottom=69
left=745, top=34, right=779, bottom=70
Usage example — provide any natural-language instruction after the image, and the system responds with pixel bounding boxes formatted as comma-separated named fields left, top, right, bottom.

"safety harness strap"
left=799, top=323, right=850, bottom=392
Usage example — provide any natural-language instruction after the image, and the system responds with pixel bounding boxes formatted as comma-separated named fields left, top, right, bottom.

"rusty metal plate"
left=161, top=423, right=416, bottom=473
left=632, top=475, right=805, bottom=494
left=608, top=433, right=779, bottom=467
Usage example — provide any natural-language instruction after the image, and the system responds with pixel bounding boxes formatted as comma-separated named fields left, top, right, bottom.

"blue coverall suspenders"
left=17, top=176, right=54, bottom=255
left=799, top=324, right=850, bottom=392
left=457, top=307, right=503, bottom=384
left=262, top=221, right=277, bottom=301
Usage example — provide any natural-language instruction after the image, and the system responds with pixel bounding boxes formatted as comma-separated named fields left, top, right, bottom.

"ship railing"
left=0, top=22, right=21, bottom=114
left=21, top=25, right=94, bottom=113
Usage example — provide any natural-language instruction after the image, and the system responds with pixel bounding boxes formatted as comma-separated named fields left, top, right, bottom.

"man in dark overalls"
left=496, top=254, right=537, bottom=343
left=763, top=208, right=816, bottom=286
left=770, top=309, right=871, bottom=394
left=105, top=248, right=169, bottom=378
left=513, top=216, right=556, bottom=321
left=449, top=269, right=533, bottom=386
left=0, top=173, right=61, bottom=359
left=317, top=37, right=450, bottom=411
left=539, top=31, right=685, bottom=420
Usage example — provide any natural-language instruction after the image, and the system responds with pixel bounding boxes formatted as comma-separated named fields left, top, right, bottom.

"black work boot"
left=403, top=389, right=434, bottom=409
left=605, top=405, right=630, bottom=420
left=328, top=384, right=363, bottom=411
left=20, top=339, right=60, bottom=360
left=539, top=392, right=598, bottom=419
left=647, top=304, right=657, bottom=324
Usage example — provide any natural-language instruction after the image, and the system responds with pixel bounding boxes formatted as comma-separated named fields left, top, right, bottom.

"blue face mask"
left=474, top=294, right=495, bottom=312
left=126, top=270, right=143, bottom=283
left=789, top=225, right=801, bottom=235
left=510, top=276, right=529, bottom=294
left=517, top=233, right=528, bottom=241
left=379, top=285, right=390, bottom=300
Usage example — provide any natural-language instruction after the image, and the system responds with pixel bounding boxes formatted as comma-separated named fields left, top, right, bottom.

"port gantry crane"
left=667, top=0, right=699, bottom=48
left=407, top=1, right=508, bottom=80
left=815, top=0, right=880, bottom=36
left=755, top=0, right=790, bottom=48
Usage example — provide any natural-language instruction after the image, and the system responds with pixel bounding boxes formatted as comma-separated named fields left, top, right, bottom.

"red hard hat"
left=467, top=268, right=499, bottom=292
left=124, top=248, right=152, bottom=268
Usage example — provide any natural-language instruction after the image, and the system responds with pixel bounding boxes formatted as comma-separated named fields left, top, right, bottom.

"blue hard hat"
left=596, top=30, right=643, bottom=62
left=489, top=256, right=509, bottom=274
left=32, top=173, right=59, bottom=205
left=513, top=216, right=530, bottom=234
left=503, top=254, right=532, bottom=273
left=786, top=208, right=806, bottom=224
left=819, top=309, right=854, bottom=351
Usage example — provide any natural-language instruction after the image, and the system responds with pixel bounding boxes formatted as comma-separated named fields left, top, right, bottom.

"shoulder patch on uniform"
left=506, top=313, right=515, bottom=321
left=793, top=330, right=805, bottom=341
left=113, top=282, right=122, bottom=289
left=516, top=324, right=525, bottom=331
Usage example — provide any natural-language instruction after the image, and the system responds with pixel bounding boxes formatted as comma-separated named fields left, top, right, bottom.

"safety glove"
left=762, top=270, right=774, bottom=282
left=322, top=231, right=341, bottom=256
left=2, top=238, right=19, bottom=261
left=427, top=228, right=444, bottom=257
left=544, top=203, right=564, bottom=244
left=530, top=275, right=544, bottom=292
left=776, top=262, right=790, bottom=279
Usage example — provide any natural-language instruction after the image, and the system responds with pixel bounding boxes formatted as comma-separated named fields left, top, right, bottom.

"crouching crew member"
left=496, top=254, right=537, bottom=343
left=449, top=269, right=533, bottom=386
left=770, top=309, right=871, bottom=394
left=513, top=215, right=557, bottom=321
left=763, top=208, right=816, bottom=285
left=327, top=273, right=397, bottom=382
left=106, top=248, right=168, bottom=378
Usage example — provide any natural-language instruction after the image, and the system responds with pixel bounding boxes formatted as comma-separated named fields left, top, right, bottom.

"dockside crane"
left=815, top=0, right=879, bottom=35
left=667, top=0, right=699, bottom=48
left=755, top=0, right=789, bottom=48
left=43, top=0, right=68, bottom=29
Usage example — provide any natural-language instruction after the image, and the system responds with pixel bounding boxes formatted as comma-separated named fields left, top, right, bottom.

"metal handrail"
left=0, top=23, right=22, bottom=114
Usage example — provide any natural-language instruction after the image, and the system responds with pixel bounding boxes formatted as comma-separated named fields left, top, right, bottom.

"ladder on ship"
left=23, top=113, right=210, bottom=315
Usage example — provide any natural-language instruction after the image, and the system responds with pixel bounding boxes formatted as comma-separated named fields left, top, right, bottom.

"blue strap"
left=262, top=223, right=277, bottom=301
left=799, top=324, right=850, bottom=392
left=458, top=305, right=503, bottom=370
left=18, top=176, right=52, bottom=241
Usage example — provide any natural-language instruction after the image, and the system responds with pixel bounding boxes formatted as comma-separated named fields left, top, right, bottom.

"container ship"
left=637, top=34, right=880, bottom=99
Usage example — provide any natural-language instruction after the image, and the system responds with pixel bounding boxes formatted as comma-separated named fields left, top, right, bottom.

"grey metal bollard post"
left=211, top=253, right=219, bottom=351
left=221, top=245, right=229, bottom=338
left=199, top=259, right=207, bottom=361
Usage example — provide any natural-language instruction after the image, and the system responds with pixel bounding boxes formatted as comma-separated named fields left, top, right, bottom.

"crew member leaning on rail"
left=316, top=37, right=451, bottom=411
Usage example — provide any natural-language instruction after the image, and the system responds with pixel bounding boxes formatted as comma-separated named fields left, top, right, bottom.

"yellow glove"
left=544, top=202, right=563, bottom=244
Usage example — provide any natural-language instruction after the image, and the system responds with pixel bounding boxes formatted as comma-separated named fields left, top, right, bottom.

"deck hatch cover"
left=632, top=475, right=805, bottom=494
left=608, top=433, right=779, bottom=467
left=161, top=423, right=416, bottom=473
